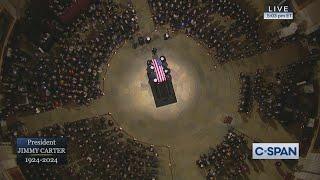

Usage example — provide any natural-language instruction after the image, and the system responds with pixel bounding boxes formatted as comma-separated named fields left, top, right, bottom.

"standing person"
left=146, top=36, right=151, bottom=44
left=164, top=32, right=170, bottom=40
left=138, top=36, right=145, bottom=45
left=152, top=48, right=157, bottom=55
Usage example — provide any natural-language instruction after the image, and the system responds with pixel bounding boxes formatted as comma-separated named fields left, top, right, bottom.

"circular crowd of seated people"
left=238, top=72, right=252, bottom=114
left=252, top=69, right=277, bottom=120
left=238, top=58, right=316, bottom=126
left=196, top=129, right=250, bottom=179
left=12, top=116, right=159, bottom=179
left=148, top=0, right=320, bottom=65
left=49, top=0, right=74, bottom=17
left=148, top=0, right=263, bottom=63
left=307, top=28, right=320, bottom=46
left=0, top=1, right=138, bottom=121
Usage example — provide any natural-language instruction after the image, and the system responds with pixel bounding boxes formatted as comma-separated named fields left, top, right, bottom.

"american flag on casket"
left=152, top=58, right=166, bottom=83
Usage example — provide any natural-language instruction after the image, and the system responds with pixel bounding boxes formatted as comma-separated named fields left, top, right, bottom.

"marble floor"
left=17, top=1, right=309, bottom=179
left=19, top=30, right=306, bottom=179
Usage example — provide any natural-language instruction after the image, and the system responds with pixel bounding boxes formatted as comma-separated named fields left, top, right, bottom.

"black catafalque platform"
left=147, top=55, right=177, bottom=107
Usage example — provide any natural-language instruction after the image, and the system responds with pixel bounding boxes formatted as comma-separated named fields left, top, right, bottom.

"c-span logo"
left=252, top=143, right=299, bottom=159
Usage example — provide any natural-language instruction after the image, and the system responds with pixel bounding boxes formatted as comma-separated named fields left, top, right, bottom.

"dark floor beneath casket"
left=149, top=80, right=177, bottom=107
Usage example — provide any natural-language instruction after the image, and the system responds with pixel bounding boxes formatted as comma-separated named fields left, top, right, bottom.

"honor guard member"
left=152, top=48, right=157, bottom=55
left=132, top=41, right=138, bottom=49
left=164, top=32, right=170, bottom=40
left=146, top=36, right=151, bottom=44
left=138, top=36, right=145, bottom=45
